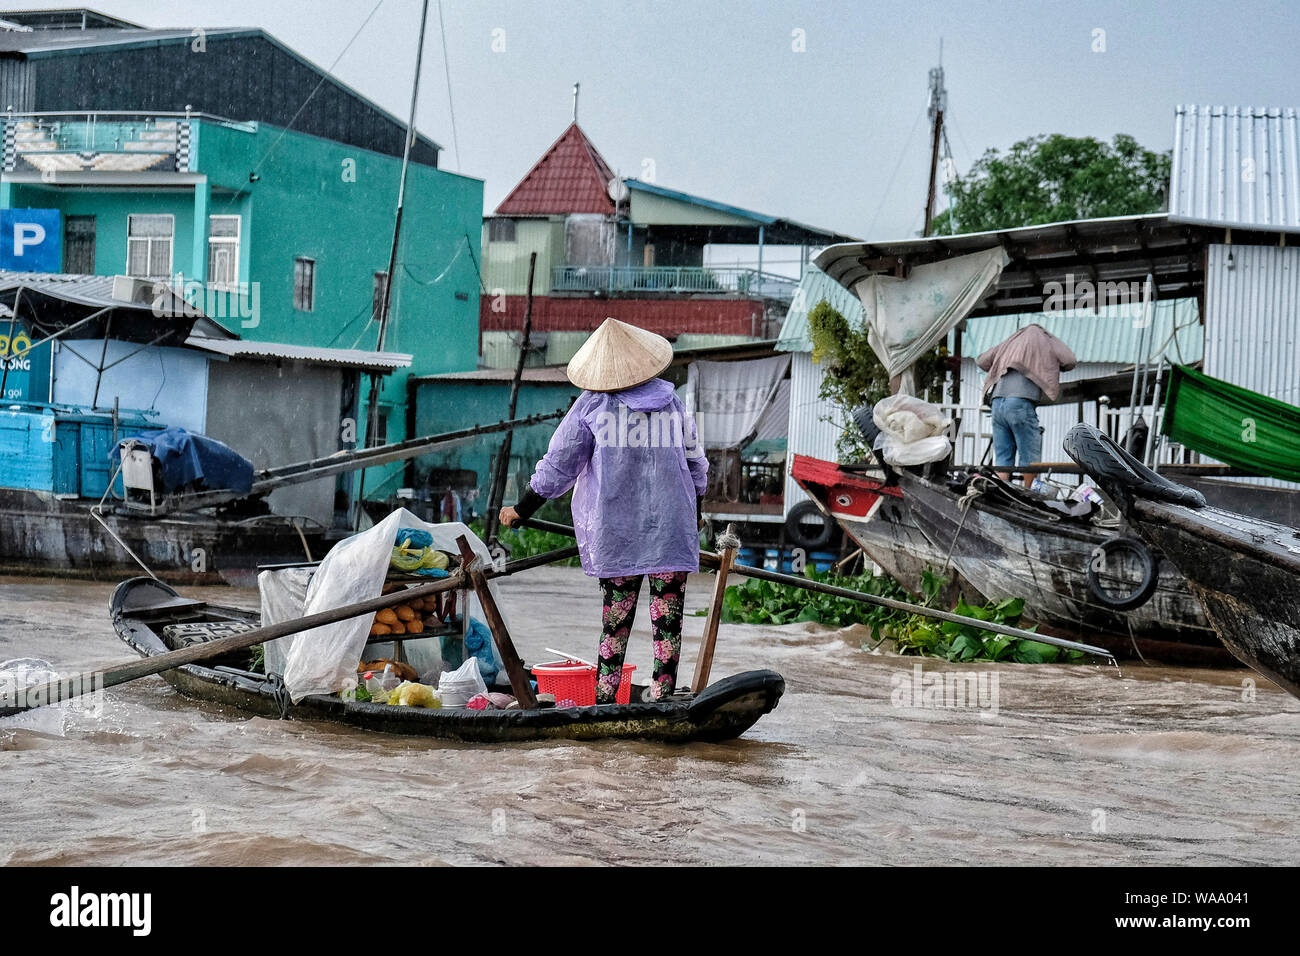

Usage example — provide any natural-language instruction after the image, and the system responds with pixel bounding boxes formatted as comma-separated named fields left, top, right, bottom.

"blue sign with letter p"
left=0, top=208, right=61, bottom=272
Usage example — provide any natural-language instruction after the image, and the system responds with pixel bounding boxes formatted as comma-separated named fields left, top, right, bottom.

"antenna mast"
left=922, top=43, right=947, bottom=237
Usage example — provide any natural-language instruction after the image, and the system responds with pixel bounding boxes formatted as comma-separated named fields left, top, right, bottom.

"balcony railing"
left=1, top=111, right=255, bottom=176
left=552, top=264, right=799, bottom=301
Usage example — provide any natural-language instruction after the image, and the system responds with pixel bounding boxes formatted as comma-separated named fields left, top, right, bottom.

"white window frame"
left=125, top=213, right=174, bottom=279
left=294, top=256, right=316, bottom=312
left=207, top=215, right=241, bottom=290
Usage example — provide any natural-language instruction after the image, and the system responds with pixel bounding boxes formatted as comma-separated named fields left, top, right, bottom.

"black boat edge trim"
left=1063, top=423, right=1207, bottom=509
left=1085, top=535, right=1159, bottom=611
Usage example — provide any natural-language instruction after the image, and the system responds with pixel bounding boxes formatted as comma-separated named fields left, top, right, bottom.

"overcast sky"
left=22, top=0, right=1300, bottom=261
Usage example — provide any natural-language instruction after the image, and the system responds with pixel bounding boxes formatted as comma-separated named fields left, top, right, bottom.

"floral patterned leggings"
left=597, top=571, right=689, bottom=704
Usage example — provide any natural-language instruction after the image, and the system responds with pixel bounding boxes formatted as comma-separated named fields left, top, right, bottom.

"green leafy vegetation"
left=806, top=299, right=949, bottom=460
left=928, top=133, right=1171, bottom=235
left=248, top=643, right=265, bottom=674
left=715, top=567, right=1085, bottom=664
left=470, top=519, right=581, bottom=566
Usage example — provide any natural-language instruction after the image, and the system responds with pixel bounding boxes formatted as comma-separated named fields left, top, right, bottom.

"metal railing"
left=552, top=264, right=799, bottom=301
left=1, top=111, right=256, bottom=174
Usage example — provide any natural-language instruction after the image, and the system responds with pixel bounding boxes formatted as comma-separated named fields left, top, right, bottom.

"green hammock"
left=1163, top=364, right=1300, bottom=482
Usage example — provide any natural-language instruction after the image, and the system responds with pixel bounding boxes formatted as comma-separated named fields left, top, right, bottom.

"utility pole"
left=356, top=0, right=430, bottom=530
left=922, top=51, right=947, bottom=238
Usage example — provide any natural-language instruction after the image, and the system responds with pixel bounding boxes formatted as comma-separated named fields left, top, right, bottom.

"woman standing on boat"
left=499, top=318, right=709, bottom=703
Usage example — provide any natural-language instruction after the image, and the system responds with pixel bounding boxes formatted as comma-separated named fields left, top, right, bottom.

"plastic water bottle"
left=364, top=671, right=384, bottom=697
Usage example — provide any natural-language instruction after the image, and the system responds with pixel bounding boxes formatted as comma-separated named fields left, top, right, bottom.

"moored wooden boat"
left=109, top=577, right=785, bottom=743
left=791, top=453, right=1232, bottom=665
left=789, top=455, right=968, bottom=606
left=1065, top=423, right=1300, bottom=698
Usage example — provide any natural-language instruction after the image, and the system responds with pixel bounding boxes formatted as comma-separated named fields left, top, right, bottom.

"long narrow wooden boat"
left=790, top=454, right=969, bottom=606
left=109, top=577, right=785, bottom=743
left=792, top=453, right=1231, bottom=665
left=1065, top=423, right=1300, bottom=698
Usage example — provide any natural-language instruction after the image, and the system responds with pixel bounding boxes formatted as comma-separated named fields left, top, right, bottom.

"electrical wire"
left=866, top=107, right=926, bottom=237
left=243, top=0, right=387, bottom=186
left=436, top=0, right=462, bottom=171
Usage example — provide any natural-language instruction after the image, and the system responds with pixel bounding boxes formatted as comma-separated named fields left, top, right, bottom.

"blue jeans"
left=991, top=397, right=1042, bottom=468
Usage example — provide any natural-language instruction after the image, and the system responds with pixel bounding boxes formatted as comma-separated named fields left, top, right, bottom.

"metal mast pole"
left=922, top=54, right=946, bottom=238
left=357, top=0, right=431, bottom=528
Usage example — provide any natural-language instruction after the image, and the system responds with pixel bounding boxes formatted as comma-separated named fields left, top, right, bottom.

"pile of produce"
left=368, top=591, right=433, bottom=638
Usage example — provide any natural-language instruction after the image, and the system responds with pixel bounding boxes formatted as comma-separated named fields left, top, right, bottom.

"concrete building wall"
left=203, top=358, right=347, bottom=526
left=51, top=339, right=209, bottom=433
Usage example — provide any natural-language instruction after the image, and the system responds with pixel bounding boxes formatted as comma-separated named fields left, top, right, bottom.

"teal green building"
left=0, top=14, right=484, bottom=500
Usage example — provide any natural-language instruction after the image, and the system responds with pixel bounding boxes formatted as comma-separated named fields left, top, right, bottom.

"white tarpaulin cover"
left=263, top=509, right=503, bottom=702
left=853, top=247, right=1008, bottom=379
left=682, top=354, right=791, bottom=450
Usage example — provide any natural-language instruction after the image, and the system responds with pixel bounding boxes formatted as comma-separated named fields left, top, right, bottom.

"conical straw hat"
left=566, top=317, right=673, bottom=392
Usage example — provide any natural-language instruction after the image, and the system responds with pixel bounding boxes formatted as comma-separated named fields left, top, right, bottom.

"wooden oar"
left=519, top=518, right=1115, bottom=660
left=455, top=535, right=537, bottom=708
left=0, top=568, right=470, bottom=718
left=692, top=524, right=737, bottom=692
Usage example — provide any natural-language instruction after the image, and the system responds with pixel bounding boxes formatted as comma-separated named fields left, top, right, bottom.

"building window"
left=372, top=270, right=389, bottom=322
left=207, top=215, right=241, bottom=289
left=126, top=214, right=173, bottom=278
left=293, top=257, right=315, bottom=312
left=487, top=218, right=516, bottom=242
left=63, top=215, right=96, bottom=274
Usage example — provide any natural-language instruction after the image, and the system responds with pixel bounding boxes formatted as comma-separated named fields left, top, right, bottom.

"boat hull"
left=110, top=578, right=785, bottom=743
left=896, top=471, right=1221, bottom=652
left=0, top=488, right=338, bottom=586
left=789, top=456, right=967, bottom=605
left=1125, top=498, right=1300, bottom=697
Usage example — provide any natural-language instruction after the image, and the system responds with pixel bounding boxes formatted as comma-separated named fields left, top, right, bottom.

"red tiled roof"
left=494, top=123, right=617, bottom=216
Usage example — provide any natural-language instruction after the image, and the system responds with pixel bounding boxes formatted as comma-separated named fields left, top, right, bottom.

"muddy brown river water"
left=1, top=569, right=1297, bottom=866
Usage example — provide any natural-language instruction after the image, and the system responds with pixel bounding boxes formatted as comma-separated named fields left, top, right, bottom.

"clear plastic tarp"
left=260, top=509, right=504, bottom=702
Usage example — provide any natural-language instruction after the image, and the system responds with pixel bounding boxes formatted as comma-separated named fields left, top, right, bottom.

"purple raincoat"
left=527, top=379, right=708, bottom=578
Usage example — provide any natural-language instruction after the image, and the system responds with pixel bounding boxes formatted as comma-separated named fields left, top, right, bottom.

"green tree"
left=806, top=299, right=948, bottom=460
left=928, top=133, right=1171, bottom=234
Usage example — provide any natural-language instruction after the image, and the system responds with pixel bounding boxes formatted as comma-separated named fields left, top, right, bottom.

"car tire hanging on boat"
left=1086, top=535, right=1160, bottom=611
left=785, top=500, right=836, bottom=550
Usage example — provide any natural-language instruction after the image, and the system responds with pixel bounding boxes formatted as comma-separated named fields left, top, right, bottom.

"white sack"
left=873, top=394, right=953, bottom=466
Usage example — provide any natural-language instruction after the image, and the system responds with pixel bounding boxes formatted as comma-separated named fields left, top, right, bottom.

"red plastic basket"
left=531, top=659, right=636, bottom=706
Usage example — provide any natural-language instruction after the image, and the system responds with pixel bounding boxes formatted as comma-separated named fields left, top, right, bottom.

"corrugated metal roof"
left=0, top=27, right=249, bottom=54
left=0, top=270, right=234, bottom=339
left=778, top=263, right=1203, bottom=365
left=1170, top=105, right=1300, bottom=233
left=625, top=180, right=856, bottom=244
left=960, top=300, right=1204, bottom=366
left=414, top=366, right=573, bottom=383
left=776, top=264, right=868, bottom=352
left=185, top=337, right=412, bottom=371
left=494, top=123, right=616, bottom=216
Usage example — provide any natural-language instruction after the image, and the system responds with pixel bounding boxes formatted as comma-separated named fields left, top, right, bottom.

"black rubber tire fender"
left=785, top=499, right=836, bottom=550
left=1063, top=423, right=1206, bottom=508
left=1086, top=535, right=1159, bottom=611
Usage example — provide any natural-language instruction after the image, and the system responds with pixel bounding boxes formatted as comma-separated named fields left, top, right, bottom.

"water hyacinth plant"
left=715, top=567, right=1085, bottom=664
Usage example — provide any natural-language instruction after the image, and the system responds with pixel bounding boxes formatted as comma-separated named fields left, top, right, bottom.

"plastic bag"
left=270, top=510, right=505, bottom=702
left=390, top=527, right=451, bottom=576
left=872, top=394, right=952, bottom=466
left=438, top=657, right=487, bottom=707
